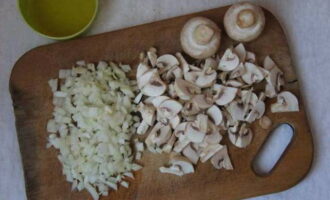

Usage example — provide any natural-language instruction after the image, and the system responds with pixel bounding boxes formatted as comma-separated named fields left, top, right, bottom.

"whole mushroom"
left=180, top=17, right=221, bottom=59
left=224, top=2, right=265, bottom=42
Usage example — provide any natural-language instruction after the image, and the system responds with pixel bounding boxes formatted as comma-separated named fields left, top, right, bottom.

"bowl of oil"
left=18, top=0, right=98, bottom=40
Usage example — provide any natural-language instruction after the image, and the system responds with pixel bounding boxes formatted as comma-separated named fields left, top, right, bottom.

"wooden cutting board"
left=10, top=5, right=313, bottom=200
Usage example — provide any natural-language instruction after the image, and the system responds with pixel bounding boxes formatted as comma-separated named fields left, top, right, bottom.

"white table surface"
left=1, top=0, right=329, bottom=199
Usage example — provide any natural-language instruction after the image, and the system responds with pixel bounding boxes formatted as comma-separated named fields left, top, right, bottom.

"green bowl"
left=18, top=0, right=98, bottom=40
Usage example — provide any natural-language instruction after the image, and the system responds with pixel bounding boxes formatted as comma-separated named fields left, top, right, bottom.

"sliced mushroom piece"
left=211, top=145, right=233, bottom=170
left=203, top=130, right=222, bottom=146
left=145, top=122, right=164, bottom=152
left=137, top=121, right=149, bottom=135
left=206, top=105, right=223, bottom=126
left=180, top=17, right=221, bottom=59
left=199, top=143, right=223, bottom=163
left=192, top=93, right=214, bottom=109
left=141, top=70, right=167, bottom=96
left=153, top=125, right=172, bottom=146
left=213, top=84, right=238, bottom=106
left=226, top=80, right=244, bottom=87
left=182, top=144, right=199, bottom=164
left=168, top=83, right=178, bottom=98
left=229, top=62, right=246, bottom=79
left=263, top=56, right=284, bottom=98
left=185, top=122, right=206, bottom=143
left=174, top=78, right=201, bottom=100
left=271, top=91, right=299, bottom=113
left=169, top=155, right=195, bottom=174
left=259, top=115, right=272, bottom=129
left=136, top=62, right=150, bottom=78
left=182, top=101, right=200, bottom=116
left=147, top=47, right=158, bottom=67
left=234, top=43, right=246, bottom=62
left=246, top=51, right=256, bottom=63
left=227, top=101, right=246, bottom=121
left=245, top=100, right=265, bottom=123
left=204, top=57, right=218, bottom=69
left=158, top=99, right=183, bottom=119
left=195, top=67, right=217, bottom=88
left=174, top=122, right=188, bottom=137
left=137, top=69, right=154, bottom=89
left=224, top=2, right=265, bottom=42
left=152, top=96, right=170, bottom=107
left=196, top=114, right=208, bottom=133
left=163, top=66, right=183, bottom=82
left=176, top=52, right=199, bottom=81
left=156, top=54, right=179, bottom=69
left=173, top=123, right=190, bottom=152
left=241, top=62, right=265, bottom=84
left=138, top=102, right=156, bottom=126
left=133, top=92, right=143, bottom=104
left=228, top=123, right=253, bottom=148
left=169, top=115, right=181, bottom=129
left=162, top=133, right=177, bottom=153
left=159, top=165, right=184, bottom=176
left=218, top=48, right=240, bottom=71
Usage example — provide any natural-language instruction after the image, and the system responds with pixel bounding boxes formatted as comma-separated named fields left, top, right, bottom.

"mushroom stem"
left=237, top=9, right=256, bottom=28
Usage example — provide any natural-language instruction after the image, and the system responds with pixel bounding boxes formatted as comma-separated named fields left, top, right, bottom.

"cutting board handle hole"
left=252, top=123, right=294, bottom=176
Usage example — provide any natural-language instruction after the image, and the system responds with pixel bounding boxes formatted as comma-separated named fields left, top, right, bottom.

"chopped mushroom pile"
left=135, top=42, right=299, bottom=176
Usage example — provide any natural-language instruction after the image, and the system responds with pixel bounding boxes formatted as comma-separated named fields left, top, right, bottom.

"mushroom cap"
left=180, top=17, right=221, bottom=59
left=206, top=105, right=223, bottom=126
left=224, top=2, right=265, bottom=42
left=218, top=48, right=240, bottom=71
left=211, top=145, right=233, bottom=170
left=271, top=91, right=299, bottom=112
left=213, top=84, right=238, bottom=106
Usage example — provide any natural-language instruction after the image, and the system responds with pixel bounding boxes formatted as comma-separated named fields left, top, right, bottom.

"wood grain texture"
left=10, top=5, right=313, bottom=200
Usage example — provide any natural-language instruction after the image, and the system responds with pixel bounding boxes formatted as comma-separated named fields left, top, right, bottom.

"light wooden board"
left=10, top=5, right=313, bottom=200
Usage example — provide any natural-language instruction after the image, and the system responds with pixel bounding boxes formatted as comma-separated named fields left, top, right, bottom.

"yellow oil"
left=21, top=0, right=97, bottom=37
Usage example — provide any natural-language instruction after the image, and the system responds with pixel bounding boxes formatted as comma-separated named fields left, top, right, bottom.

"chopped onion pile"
left=47, top=61, right=142, bottom=200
